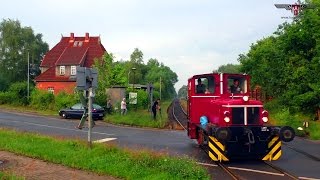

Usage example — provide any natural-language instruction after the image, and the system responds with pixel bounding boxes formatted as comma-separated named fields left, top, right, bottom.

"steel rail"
left=178, top=99, right=187, bottom=116
left=172, top=99, right=187, bottom=131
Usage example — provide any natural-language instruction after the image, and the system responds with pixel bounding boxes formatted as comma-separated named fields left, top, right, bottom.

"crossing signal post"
left=76, top=67, right=98, bottom=147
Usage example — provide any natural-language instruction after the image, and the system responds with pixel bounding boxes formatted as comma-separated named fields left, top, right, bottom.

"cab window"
left=195, top=76, right=215, bottom=94
left=227, top=77, right=247, bottom=94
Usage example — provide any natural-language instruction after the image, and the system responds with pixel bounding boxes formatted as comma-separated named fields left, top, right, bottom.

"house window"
left=48, top=87, right=54, bottom=94
left=71, top=66, right=76, bottom=75
left=60, top=66, right=65, bottom=75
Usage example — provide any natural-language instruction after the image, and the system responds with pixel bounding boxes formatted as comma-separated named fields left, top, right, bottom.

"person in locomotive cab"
left=230, top=79, right=243, bottom=94
left=196, top=78, right=206, bottom=94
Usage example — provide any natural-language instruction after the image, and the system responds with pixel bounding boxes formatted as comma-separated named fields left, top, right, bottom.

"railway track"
left=171, top=98, right=303, bottom=180
left=172, top=99, right=240, bottom=179
left=171, top=99, right=187, bottom=130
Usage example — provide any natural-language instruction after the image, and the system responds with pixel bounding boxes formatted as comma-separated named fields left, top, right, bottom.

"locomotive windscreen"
left=232, top=107, right=260, bottom=125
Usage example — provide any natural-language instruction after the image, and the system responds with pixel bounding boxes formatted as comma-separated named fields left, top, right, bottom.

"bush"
left=0, top=76, right=9, bottom=92
left=7, top=82, right=33, bottom=105
left=0, top=91, right=16, bottom=104
left=137, top=90, right=148, bottom=109
left=55, top=91, right=79, bottom=111
left=94, top=89, right=108, bottom=107
left=30, top=89, right=55, bottom=110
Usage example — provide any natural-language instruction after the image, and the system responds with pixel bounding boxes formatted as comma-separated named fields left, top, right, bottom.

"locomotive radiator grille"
left=232, top=107, right=260, bottom=125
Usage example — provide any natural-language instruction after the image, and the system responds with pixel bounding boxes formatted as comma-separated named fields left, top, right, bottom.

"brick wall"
left=36, top=82, right=76, bottom=95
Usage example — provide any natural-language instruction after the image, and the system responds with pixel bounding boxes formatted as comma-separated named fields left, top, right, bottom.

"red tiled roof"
left=55, top=46, right=89, bottom=66
left=36, top=33, right=106, bottom=82
left=35, top=67, right=75, bottom=82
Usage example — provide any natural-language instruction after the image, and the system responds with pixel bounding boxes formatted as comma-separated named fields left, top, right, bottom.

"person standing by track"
left=152, top=99, right=160, bottom=120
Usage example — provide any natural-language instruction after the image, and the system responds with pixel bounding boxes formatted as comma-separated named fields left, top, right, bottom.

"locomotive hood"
left=214, top=97, right=263, bottom=107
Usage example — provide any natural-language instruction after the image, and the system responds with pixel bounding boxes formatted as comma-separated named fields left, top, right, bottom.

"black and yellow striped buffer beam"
left=208, top=136, right=229, bottom=161
left=262, top=136, right=282, bottom=161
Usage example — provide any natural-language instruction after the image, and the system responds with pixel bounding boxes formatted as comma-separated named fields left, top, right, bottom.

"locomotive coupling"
left=272, top=126, right=295, bottom=142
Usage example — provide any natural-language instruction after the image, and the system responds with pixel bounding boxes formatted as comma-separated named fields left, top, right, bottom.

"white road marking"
left=0, top=119, right=114, bottom=136
left=299, top=177, right=320, bottom=180
left=196, top=162, right=218, bottom=167
left=94, top=138, right=117, bottom=143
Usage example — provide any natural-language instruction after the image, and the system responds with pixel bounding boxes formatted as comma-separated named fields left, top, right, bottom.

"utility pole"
left=88, top=87, right=93, bottom=147
left=27, top=52, right=30, bottom=99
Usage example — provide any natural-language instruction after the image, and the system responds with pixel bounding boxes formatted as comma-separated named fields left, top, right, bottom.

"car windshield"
left=71, top=104, right=84, bottom=109
left=93, top=104, right=102, bottom=109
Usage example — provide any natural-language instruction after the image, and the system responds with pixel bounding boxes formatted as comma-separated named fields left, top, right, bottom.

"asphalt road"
left=0, top=110, right=319, bottom=179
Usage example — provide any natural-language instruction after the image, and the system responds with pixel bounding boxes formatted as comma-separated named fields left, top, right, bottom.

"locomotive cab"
left=187, top=73, right=295, bottom=161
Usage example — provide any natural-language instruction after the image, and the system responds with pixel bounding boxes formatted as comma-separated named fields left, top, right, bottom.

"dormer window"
left=73, top=41, right=83, bottom=47
left=71, top=66, right=76, bottom=75
left=60, top=66, right=65, bottom=75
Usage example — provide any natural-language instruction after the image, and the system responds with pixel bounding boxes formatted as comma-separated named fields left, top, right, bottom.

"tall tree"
left=145, top=59, right=178, bottom=99
left=213, top=63, right=241, bottom=73
left=128, top=48, right=144, bottom=85
left=239, top=0, right=320, bottom=113
left=0, top=19, right=48, bottom=90
left=178, top=85, right=188, bottom=98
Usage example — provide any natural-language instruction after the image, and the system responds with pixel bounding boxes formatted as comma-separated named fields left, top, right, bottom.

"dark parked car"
left=59, top=103, right=105, bottom=120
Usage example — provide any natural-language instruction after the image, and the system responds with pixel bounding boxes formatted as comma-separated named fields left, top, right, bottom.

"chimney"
left=85, top=32, right=89, bottom=42
left=70, top=33, right=74, bottom=42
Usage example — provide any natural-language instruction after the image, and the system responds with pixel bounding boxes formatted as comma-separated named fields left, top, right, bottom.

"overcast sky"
left=0, top=0, right=294, bottom=91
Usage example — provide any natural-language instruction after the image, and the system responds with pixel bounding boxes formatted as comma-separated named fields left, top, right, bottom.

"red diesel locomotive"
left=187, top=73, right=295, bottom=161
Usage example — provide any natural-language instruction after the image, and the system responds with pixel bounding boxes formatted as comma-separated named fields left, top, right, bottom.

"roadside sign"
left=129, top=92, right=137, bottom=104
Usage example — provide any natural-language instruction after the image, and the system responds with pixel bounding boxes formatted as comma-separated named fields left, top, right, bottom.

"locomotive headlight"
left=243, top=96, right=249, bottom=102
left=223, top=111, right=231, bottom=123
left=262, top=117, right=268, bottom=123
left=262, top=110, right=269, bottom=123
left=224, top=117, right=230, bottom=123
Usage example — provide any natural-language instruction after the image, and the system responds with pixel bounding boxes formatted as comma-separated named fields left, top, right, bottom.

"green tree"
left=178, top=85, right=188, bottom=99
left=93, top=53, right=127, bottom=105
left=128, top=48, right=144, bottom=85
left=239, top=0, right=320, bottom=113
left=213, top=63, right=241, bottom=73
left=0, top=19, right=48, bottom=90
left=145, top=59, right=177, bottom=99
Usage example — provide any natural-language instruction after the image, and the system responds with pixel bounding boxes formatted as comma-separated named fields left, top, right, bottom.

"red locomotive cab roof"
left=188, top=73, right=251, bottom=98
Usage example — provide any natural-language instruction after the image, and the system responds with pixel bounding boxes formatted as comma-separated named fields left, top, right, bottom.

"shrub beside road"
left=105, top=101, right=171, bottom=128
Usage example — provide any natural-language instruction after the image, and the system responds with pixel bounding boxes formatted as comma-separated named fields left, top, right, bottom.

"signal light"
left=242, top=96, right=249, bottom=102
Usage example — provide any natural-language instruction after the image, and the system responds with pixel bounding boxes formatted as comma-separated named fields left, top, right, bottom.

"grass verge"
left=265, top=101, right=320, bottom=140
left=0, top=128, right=209, bottom=180
left=0, top=104, right=57, bottom=117
left=104, top=101, right=170, bottom=128
left=0, top=171, right=24, bottom=180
